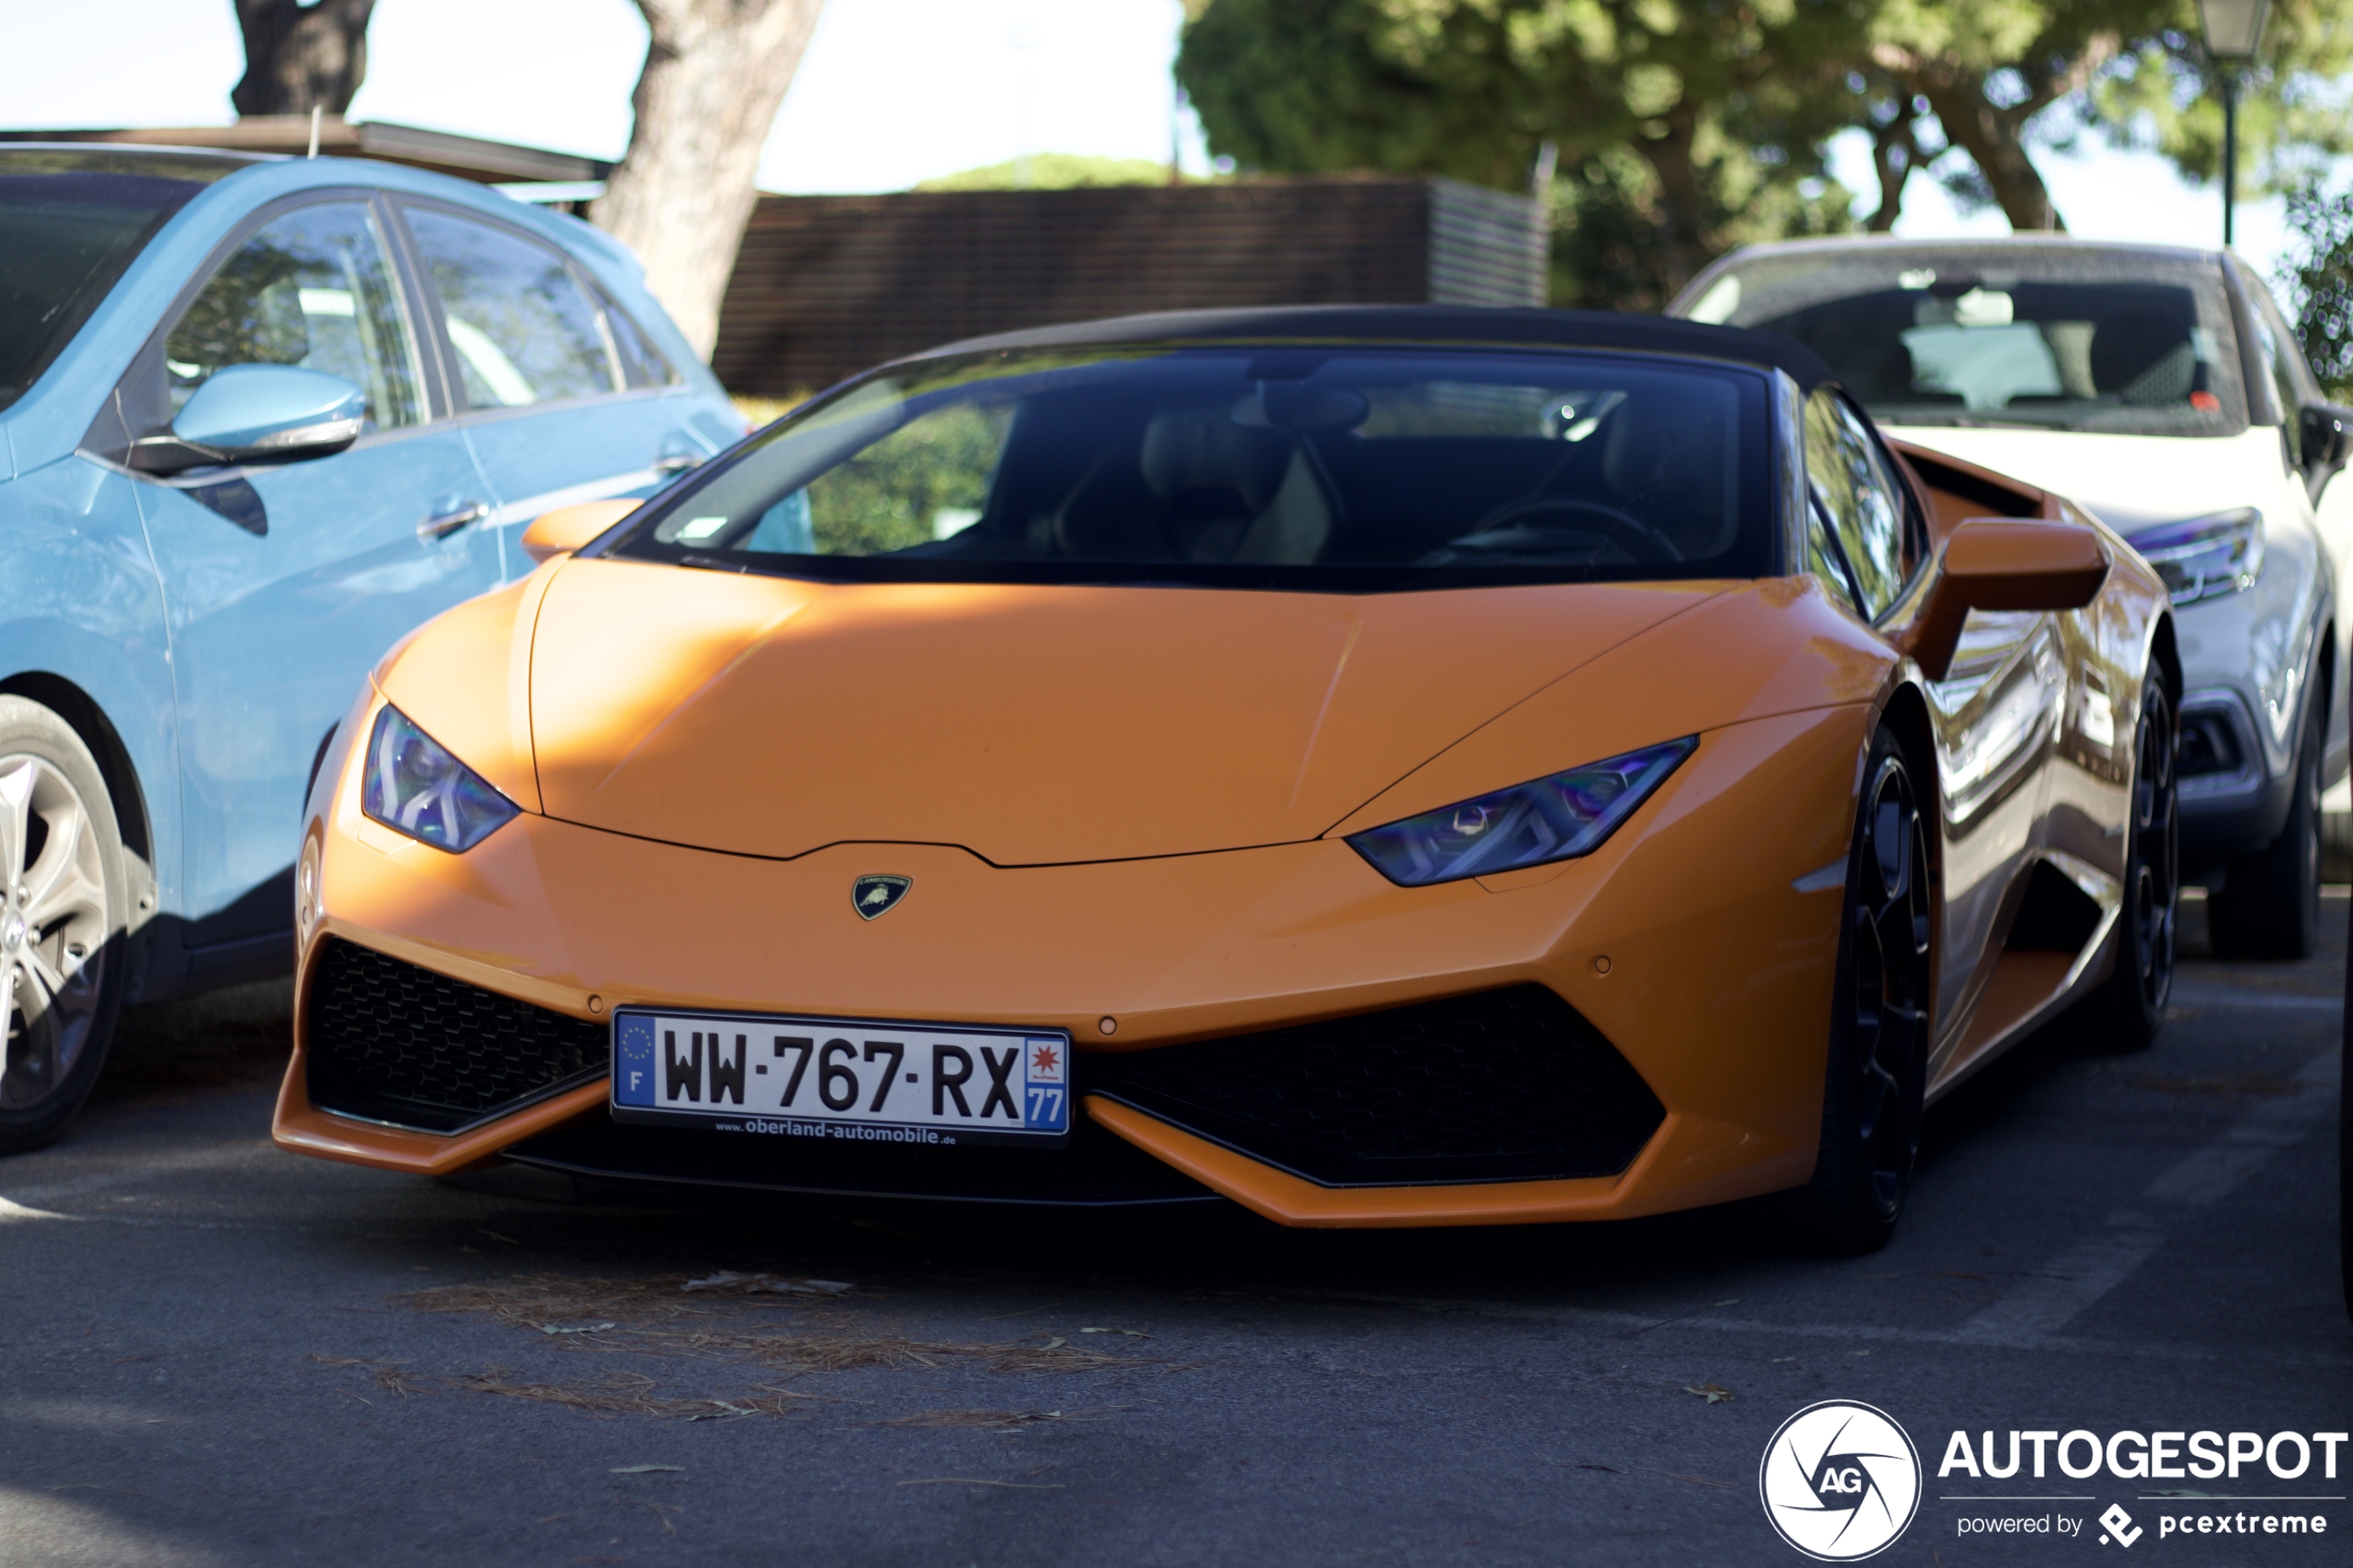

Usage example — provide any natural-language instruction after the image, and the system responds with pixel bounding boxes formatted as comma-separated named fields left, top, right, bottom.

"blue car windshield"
left=606, top=346, right=1775, bottom=592
left=0, top=152, right=232, bottom=413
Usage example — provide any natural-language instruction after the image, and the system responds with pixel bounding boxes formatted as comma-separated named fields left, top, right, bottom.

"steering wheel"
left=1451, top=497, right=1681, bottom=563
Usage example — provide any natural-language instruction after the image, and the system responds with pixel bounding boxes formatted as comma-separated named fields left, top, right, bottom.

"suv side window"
left=403, top=207, right=618, bottom=409
left=166, top=200, right=423, bottom=431
left=1803, top=387, right=1913, bottom=618
left=2246, top=275, right=2324, bottom=461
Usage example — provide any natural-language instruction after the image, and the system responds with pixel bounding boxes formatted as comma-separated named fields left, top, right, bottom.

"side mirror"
left=521, top=499, right=640, bottom=565
left=2300, top=403, right=2353, bottom=473
left=1895, top=517, right=2108, bottom=681
left=132, top=364, right=367, bottom=474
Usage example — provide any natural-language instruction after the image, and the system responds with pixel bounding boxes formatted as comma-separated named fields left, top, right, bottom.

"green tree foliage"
left=915, top=154, right=1182, bottom=191
left=2280, top=184, right=2353, bottom=397
left=1547, top=142, right=1856, bottom=311
left=2087, top=0, right=2353, bottom=198
left=1178, top=0, right=2353, bottom=308
left=1859, top=1, right=2108, bottom=230
left=1866, top=1, right=2353, bottom=228
left=1177, top=0, right=1867, bottom=302
left=806, top=403, right=1010, bottom=556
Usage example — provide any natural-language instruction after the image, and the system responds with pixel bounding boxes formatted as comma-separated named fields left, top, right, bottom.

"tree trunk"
left=1632, top=102, right=1712, bottom=296
left=1913, top=81, right=2065, bottom=232
left=1867, top=42, right=2080, bottom=234
left=231, top=0, right=376, bottom=117
left=1866, top=114, right=1918, bottom=232
left=593, top=0, right=830, bottom=363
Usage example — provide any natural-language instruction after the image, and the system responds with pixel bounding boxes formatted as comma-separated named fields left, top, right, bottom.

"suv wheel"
left=2210, top=692, right=2322, bottom=960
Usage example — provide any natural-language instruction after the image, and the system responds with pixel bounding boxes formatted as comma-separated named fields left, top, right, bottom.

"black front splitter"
left=498, top=1110, right=1223, bottom=1209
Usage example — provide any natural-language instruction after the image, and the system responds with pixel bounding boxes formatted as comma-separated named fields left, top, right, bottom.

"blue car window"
left=602, top=296, right=680, bottom=389
left=0, top=157, right=217, bottom=413
left=165, top=202, right=423, bottom=431
left=404, top=208, right=617, bottom=409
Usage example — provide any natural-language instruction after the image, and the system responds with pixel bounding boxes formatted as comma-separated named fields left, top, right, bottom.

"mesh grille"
left=306, top=939, right=605, bottom=1133
left=1088, top=984, right=1664, bottom=1185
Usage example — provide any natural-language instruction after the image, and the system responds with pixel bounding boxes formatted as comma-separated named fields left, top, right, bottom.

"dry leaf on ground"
left=450, top=1368, right=807, bottom=1420
left=398, top=1273, right=1175, bottom=1378
left=683, top=1271, right=854, bottom=1296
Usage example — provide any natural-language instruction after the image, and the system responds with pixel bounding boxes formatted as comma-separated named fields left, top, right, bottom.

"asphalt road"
left=3, top=892, right=2347, bottom=1567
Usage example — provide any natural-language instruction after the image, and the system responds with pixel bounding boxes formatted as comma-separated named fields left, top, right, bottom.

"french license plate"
left=610, top=1009, right=1071, bottom=1148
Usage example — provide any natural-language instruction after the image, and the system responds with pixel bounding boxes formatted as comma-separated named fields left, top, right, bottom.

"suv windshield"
left=1682, top=245, right=2246, bottom=437
left=610, top=345, right=1774, bottom=591
left=0, top=150, right=240, bottom=413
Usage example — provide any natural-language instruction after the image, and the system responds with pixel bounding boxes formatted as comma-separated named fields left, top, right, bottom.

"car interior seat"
left=1599, top=395, right=1736, bottom=560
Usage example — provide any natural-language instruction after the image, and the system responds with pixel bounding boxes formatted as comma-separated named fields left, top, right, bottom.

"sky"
left=0, top=0, right=2303, bottom=281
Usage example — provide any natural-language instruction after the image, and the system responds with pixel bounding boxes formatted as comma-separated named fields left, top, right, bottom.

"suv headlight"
left=2124, top=508, right=2263, bottom=605
left=360, top=706, right=519, bottom=852
left=1346, top=737, right=1696, bottom=887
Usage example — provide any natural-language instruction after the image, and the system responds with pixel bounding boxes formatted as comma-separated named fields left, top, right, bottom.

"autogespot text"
left=1938, top=1427, right=2349, bottom=1482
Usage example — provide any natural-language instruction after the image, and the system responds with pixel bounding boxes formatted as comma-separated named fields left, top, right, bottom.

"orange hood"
left=523, top=559, right=1723, bottom=865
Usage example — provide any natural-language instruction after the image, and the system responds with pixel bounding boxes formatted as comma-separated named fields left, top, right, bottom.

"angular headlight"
left=360, top=706, right=518, bottom=852
left=2124, top=508, right=2263, bottom=605
left=1346, top=737, right=1696, bottom=887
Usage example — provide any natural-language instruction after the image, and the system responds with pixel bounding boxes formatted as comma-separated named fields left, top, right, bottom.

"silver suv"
left=1672, top=237, right=2353, bottom=958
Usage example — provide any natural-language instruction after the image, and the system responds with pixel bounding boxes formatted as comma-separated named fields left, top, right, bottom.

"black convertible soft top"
left=916, top=305, right=1837, bottom=394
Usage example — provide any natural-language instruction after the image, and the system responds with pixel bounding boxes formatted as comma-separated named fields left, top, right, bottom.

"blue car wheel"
left=0, top=697, right=129, bottom=1153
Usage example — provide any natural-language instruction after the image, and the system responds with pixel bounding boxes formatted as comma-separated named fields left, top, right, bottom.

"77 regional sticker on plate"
left=610, top=1010, right=1071, bottom=1147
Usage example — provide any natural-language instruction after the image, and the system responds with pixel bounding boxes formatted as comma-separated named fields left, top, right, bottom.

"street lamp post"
left=2199, top=0, right=2273, bottom=247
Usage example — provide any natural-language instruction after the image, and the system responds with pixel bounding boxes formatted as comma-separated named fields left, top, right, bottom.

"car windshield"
left=609, top=346, right=1774, bottom=591
left=1681, top=246, right=2247, bottom=437
left=0, top=151, right=236, bottom=413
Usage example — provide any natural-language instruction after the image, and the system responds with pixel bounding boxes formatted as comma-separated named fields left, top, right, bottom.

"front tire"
left=0, top=697, right=129, bottom=1155
left=2079, top=678, right=2178, bottom=1049
left=1793, top=728, right=1933, bottom=1254
left=2210, top=688, right=2322, bottom=960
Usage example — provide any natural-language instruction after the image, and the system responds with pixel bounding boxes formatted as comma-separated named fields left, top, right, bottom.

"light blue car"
left=0, top=145, right=743, bottom=1148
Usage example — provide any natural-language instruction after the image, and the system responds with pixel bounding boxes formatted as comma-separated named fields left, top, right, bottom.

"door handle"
left=418, top=497, right=492, bottom=542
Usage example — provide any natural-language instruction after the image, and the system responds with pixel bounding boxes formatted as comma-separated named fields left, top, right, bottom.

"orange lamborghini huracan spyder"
left=275, top=308, right=2177, bottom=1251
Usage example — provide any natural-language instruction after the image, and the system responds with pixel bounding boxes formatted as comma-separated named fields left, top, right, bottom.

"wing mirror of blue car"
left=132, top=364, right=367, bottom=475
left=1894, top=517, right=2108, bottom=682
left=522, top=499, right=641, bottom=565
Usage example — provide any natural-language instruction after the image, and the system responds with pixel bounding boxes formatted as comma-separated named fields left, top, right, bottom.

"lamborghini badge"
left=851, top=874, right=912, bottom=920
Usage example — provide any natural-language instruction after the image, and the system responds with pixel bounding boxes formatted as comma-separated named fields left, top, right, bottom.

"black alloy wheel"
left=1793, top=728, right=1933, bottom=1254
left=2082, top=680, right=2179, bottom=1049
left=2210, top=685, right=2323, bottom=960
